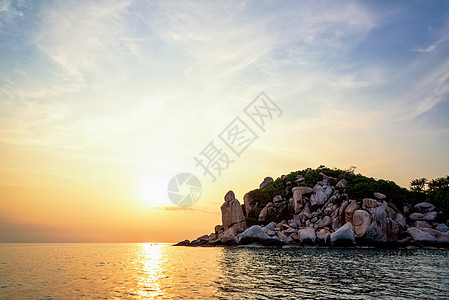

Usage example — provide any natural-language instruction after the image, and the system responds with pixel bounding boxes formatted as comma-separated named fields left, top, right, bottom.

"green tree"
left=410, top=178, right=427, bottom=192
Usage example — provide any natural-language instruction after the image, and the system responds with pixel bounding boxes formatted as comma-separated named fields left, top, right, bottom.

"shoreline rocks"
left=176, top=173, right=449, bottom=249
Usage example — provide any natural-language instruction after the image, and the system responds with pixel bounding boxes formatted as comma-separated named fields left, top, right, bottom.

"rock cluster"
left=176, top=174, right=449, bottom=248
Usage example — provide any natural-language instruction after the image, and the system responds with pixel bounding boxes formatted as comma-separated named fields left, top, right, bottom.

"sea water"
left=0, top=243, right=448, bottom=299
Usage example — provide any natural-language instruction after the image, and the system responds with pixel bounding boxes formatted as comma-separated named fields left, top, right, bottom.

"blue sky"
left=1, top=0, right=449, bottom=241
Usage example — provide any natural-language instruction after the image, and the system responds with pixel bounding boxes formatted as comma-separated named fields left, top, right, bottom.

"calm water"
left=0, top=244, right=448, bottom=299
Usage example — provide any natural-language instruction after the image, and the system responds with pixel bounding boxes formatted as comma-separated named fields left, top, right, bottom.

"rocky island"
left=176, top=166, right=449, bottom=248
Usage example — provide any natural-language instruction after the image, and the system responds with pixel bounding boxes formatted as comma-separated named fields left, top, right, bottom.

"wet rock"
left=298, top=228, right=316, bottom=245
left=259, top=177, right=274, bottom=189
left=330, top=222, right=356, bottom=246
left=407, top=227, right=436, bottom=244
left=373, top=192, right=386, bottom=200
left=409, top=213, right=424, bottom=221
left=414, top=202, right=436, bottom=214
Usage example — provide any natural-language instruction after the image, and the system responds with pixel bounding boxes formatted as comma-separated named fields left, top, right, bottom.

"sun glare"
left=139, top=178, right=171, bottom=207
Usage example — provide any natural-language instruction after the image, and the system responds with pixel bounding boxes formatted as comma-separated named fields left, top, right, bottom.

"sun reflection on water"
left=134, top=243, right=166, bottom=299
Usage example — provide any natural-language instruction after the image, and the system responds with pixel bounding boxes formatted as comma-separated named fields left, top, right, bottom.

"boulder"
left=310, top=184, right=328, bottom=207
left=317, top=215, right=331, bottom=228
left=221, top=196, right=246, bottom=236
left=335, top=179, right=347, bottom=189
left=316, top=228, right=331, bottom=244
left=436, top=223, right=449, bottom=232
left=415, top=221, right=432, bottom=229
left=423, top=211, right=438, bottom=222
left=393, top=213, right=406, bottom=228
left=277, top=231, right=288, bottom=240
left=292, top=186, right=313, bottom=214
left=407, top=227, right=436, bottom=244
left=330, top=222, right=356, bottom=246
left=174, top=239, right=190, bottom=246
left=353, top=210, right=372, bottom=237
left=295, top=175, right=306, bottom=184
left=373, top=192, right=386, bottom=200
left=220, top=235, right=237, bottom=245
left=300, top=203, right=312, bottom=220
left=224, top=190, right=235, bottom=202
left=414, top=202, right=436, bottom=214
left=362, top=198, right=378, bottom=209
left=339, top=200, right=350, bottom=216
left=214, top=225, right=224, bottom=233
left=258, top=202, right=275, bottom=222
left=420, top=228, right=449, bottom=245
left=237, top=225, right=283, bottom=245
left=273, top=195, right=284, bottom=207
left=264, top=221, right=277, bottom=231
left=345, top=200, right=360, bottom=224
left=298, top=228, right=316, bottom=245
left=243, top=193, right=257, bottom=217
left=259, top=177, right=274, bottom=189
left=285, top=227, right=297, bottom=234
left=409, top=213, right=424, bottom=221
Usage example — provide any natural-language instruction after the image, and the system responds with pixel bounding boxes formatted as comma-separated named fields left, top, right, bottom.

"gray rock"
left=393, top=213, right=406, bottom=228
left=310, top=184, right=328, bottom=207
left=285, top=227, right=297, bottom=234
left=296, top=175, right=306, bottom=184
left=330, top=222, right=356, bottom=246
left=373, top=192, right=386, bottom=200
left=317, top=216, right=332, bottom=228
left=259, top=177, right=274, bottom=189
left=415, top=221, right=432, bottom=229
left=258, top=202, right=275, bottom=222
left=266, top=230, right=276, bottom=236
left=436, top=223, right=449, bottom=232
left=409, top=213, right=424, bottom=221
left=407, top=227, right=436, bottom=243
left=277, top=231, right=288, bottom=240
left=423, top=211, right=438, bottom=222
left=414, top=202, right=436, bottom=214
left=237, top=225, right=283, bottom=245
left=298, top=228, right=316, bottom=245
left=264, top=221, right=277, bottom=231
left=220, top=235, right=237, bottom=245
left=336, top=179, right=347, bottom=189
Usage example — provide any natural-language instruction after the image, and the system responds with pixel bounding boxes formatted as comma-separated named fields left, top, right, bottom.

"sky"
left=1, top=0, right=449, bottom=242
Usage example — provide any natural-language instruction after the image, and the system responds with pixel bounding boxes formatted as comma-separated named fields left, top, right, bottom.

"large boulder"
left=335, top=179, right=347, bottom=189
left=414, top=202, right=436, bottom=214
left=292, top=186, right=313, bottom=214
left=237, top=225, right=283, bottom=245
left=316, top=228, right=331, bottom=244
left=224, top=190, right=235, bottom=202
left=407, top=227, right=436, bottom=244
left=330, top=222, right=356, bottom=246
left=317, top=215, right=332, bottom=228
left=221, top=192, right=246, bottom=236
left=298, top=228, right=316, bottom=245
left=258, top=202, right=275, bottom=222
left=362, top=198, right=378, bottom=209
left=243, top=193, right=257, bottom=217
left=345, top=200, right=360, bottom=224
left=353, top=210, right=372, bottom=237
left=259, top=177, right=274, bottom=189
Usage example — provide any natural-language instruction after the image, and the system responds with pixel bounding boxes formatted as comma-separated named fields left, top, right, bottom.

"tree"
left=410, top=178, right=427, bottom=192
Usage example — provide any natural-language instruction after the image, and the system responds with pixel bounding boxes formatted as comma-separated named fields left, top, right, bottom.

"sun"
left=139, top=178, right=171, bottom=207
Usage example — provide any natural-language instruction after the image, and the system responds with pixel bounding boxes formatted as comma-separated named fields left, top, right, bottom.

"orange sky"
left=1, top=1, right=449, bottom=242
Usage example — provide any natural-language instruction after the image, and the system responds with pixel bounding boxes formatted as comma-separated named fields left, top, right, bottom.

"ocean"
left=0, top=243, right=448, bottom=299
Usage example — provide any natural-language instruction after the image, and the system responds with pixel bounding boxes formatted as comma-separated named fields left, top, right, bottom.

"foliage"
left=245, top=166, right=449, bottom=226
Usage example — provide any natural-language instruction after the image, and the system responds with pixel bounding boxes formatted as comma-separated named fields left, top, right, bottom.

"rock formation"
left=176, top=172, right=449, bottom=248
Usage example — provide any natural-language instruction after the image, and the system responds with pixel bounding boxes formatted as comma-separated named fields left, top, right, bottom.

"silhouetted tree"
left=410, top=178, right=427, bottom=192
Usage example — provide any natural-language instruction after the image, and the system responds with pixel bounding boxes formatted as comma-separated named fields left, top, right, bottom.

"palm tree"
left=410, top=178, right=427, bottom=192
